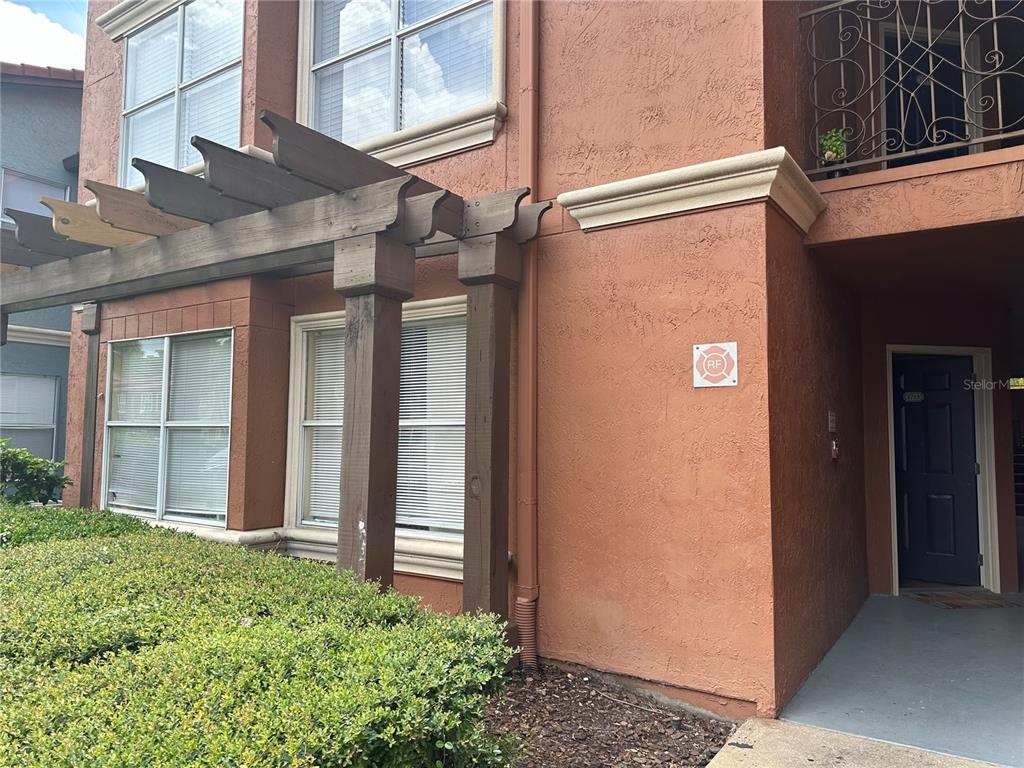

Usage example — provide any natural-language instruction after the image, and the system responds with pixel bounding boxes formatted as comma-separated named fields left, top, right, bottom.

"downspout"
left=514, top=0, right=540, bottom=671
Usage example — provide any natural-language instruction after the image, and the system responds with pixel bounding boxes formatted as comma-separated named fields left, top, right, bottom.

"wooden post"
left=458, top=233, right=520, bottom=618
left=334, top=233, right=415, bottom=587
left=78, top=302, right=101, bottom=508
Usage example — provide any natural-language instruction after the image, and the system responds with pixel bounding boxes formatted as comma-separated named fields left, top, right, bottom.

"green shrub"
left=817, top=127, right=847, bottom=163
left=0, top=439, right=72, bottom=505
left=0, top=525, right=514, bottom=767
left=0, top=501, right=151, bottom=548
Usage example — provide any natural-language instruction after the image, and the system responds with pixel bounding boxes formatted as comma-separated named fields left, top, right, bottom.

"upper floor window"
left=0, top=168, right=68, bottom=227
left=120, top=0, right=243, bottom=187
left=310, top=0, right=494, bottom=145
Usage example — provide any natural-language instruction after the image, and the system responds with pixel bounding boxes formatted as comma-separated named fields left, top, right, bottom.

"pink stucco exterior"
left=65, top=0, right=1022, bottom=718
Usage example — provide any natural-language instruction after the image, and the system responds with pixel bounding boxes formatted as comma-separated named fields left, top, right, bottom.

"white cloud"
left=0, top=0, right=85, bottom=70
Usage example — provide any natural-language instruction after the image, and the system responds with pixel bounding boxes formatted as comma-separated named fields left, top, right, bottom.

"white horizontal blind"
left=104, top=331, right=232, bottom=526
left=106, top=426, right=160, bottom=514
left=164, top=427, right=229, bottom=523
left=301, top=329, right=344, bottom=525
left=311, top=0, right=493, bottom=144
left=397, top=315, right=465, bottom=533
left=0, top=373, right=58, bottom=460
left=168, top=333, right=232, bottom=422
left=109, top=338, right=165, bottom=422
left=121, top=0, right=242, bottom=186
left=298, top=311, right=466, bottom=536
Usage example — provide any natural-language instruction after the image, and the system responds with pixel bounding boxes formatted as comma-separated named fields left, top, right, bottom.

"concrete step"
left=708, top=719, right=1005, bottom=768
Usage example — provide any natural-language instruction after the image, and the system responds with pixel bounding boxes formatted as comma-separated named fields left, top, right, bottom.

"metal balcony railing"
left=801, top=0, right=1024, bottom=176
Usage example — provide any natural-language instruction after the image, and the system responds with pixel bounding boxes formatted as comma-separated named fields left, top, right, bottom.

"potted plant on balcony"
left=818, top=128, right=848, bottom=178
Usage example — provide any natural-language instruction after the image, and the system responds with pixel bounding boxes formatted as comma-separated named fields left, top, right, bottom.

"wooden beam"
left=192, top=136, right=333, bottom=209
left=5, top=210, right=97, bottom=258
left=394, top=190, right=461, bottom=245
left=261, top=110, right=439, bottom=197
left=461, top=188, right=530, bottom=238
left=85, top=180, right=202, bottom=236
left=133, top=159, right=264, bottom=223
left=334, top=233, right=415, bottom=586
left=0, top=228, right=63, bottom=267
left=0, top=313, right=7, bottom=346
left=508, top=201, right=552, bottom=243
left=458, top=233, right=520, bottom=618
left=77, top=302, right=101, bottom=508
left=40, top=198, right=150, bottom=247
left=1, top=176, right=416, bottom=314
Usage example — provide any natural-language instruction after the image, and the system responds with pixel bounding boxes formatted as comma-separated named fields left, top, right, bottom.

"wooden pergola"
left=0, top=111, right=549, bottom=618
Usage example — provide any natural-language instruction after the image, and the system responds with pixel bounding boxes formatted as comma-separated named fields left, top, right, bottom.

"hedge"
left=0, top=505, right=514, bottom=767
left=0, top=502, right=150, bottom=548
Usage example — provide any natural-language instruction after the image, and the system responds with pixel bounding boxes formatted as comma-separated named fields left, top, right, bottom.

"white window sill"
left=356, top=101, right=507, bottom=169
left=145, top=519, right=464, bottom=581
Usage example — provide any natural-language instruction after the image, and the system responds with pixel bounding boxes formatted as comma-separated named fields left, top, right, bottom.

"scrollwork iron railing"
left=801, top=0, right=1024, bottom=175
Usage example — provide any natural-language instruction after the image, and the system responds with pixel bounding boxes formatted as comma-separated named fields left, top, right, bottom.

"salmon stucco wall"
left=764, top=206, right=867, bottom=711
left=861, top=297, right=1019, bottom=593
left=534, top=204, right=777, bottom=717
left=78, top=0, right=123, bottom=198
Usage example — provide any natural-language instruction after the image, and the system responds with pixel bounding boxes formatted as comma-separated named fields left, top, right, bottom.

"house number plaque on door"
left=902, top=391, right=925, bottom=403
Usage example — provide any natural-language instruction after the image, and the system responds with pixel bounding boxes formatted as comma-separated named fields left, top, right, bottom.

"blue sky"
left=13, top=0, right=86, bottom=35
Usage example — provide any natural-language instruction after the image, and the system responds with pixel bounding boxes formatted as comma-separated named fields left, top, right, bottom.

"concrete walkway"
left=709, top=719, right=1003, bottom=768
left=781, top=596, right=1024, bottom=766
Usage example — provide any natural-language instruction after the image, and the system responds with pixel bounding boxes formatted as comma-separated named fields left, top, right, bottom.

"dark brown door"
left=893, top=354, right=980, bottom=586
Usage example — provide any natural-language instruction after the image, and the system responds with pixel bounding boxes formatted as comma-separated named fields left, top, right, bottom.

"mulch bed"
left=486, top=665, right=736, bottom=767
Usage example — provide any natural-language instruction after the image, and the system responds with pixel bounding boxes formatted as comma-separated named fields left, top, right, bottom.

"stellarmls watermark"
left=963, top=377, right=1024, bottom=391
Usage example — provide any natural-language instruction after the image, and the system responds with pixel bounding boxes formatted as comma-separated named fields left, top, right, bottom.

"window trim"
left=100, top=327, right=234, bottom=528
left=117, top=0, right=243, bottom=186
left=0, top=372, right=60, bottom=461
left=0, top=167, right=70, bottom=227
left=284, top=296, right=467, bottom=579
left=295, top=0, right=506, bottom=167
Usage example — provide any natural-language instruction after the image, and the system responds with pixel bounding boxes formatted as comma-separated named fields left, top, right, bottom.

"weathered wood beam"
left=5, top=210, right=97, bottom=258
left=0, top=313, right=7, bottom=346
left=193, top=136, right=333, bottom=209
left=261, top=110, right=439, bottom=197
left=508, top=201, right=553, bottom=243
left=77, top=302, right=101, bottom=508
left=458, top=233, right=520, bottom=618
left=85, top=179, right=202, bottom=236
left=0, top=228, right=63, bottom=266
left=40, top=198, right=150, bottom=247
left=1, top=176, right=416, bottom=314
left=133, top=159, right=264, bottom=223
left=334, top=233, right=415, bottom=587
left=462, top=188, right=529, bottom=238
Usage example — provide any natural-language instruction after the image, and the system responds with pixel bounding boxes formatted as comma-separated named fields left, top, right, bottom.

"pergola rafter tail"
left=0, top=111, right=551, bottom=621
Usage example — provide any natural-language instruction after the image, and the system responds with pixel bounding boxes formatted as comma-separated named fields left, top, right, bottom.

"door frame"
left=885, top=344, right=1000, bottom=594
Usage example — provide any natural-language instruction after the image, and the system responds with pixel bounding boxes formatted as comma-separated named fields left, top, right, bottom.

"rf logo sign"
left=693, top=342, right=738, bottom=388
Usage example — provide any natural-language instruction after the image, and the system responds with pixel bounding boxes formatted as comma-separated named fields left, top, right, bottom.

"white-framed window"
left=0, top=373, right=60, bottom=460
left=298, top=0, right=505, bottom=165
left=286, top=297, right=466, bottom=544
left=102, top=329, right=233, bottom=527
left=0, top=168, right=69, bottom=226
left=119, top=0, right=244, bottom=187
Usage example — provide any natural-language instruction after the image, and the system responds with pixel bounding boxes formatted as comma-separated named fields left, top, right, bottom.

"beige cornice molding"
left=96, top=0, right=184, bottom=40
left=357, top=101, right=508, bottom=168
left=5, top=325, right=71, bottom=347
left=557, top=147, right=826, bottom=233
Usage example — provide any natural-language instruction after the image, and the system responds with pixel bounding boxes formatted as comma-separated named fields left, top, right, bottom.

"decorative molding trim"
left=96, top=0, right=184, bottom=40
left=557, top=147, right=827, bottom=233
left=146, top=519, right=463, bottom=580
left=5, top=325, right=71, bottom=347
left=356, top=101, right=508, bottom=168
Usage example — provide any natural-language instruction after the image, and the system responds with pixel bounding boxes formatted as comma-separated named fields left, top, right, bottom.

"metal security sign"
left=693, top=342, right=738, bottom=388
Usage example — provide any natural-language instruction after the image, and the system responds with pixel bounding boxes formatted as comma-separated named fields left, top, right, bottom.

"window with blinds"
left=296, top=307, right=466, bottom=540
left=120, top=0, right=243, bottom=187
left=104, top=331, right=232, bottom=526
left=310, top=0, right=493, bottom=145
left=0, top=373, right=59, bottom=460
